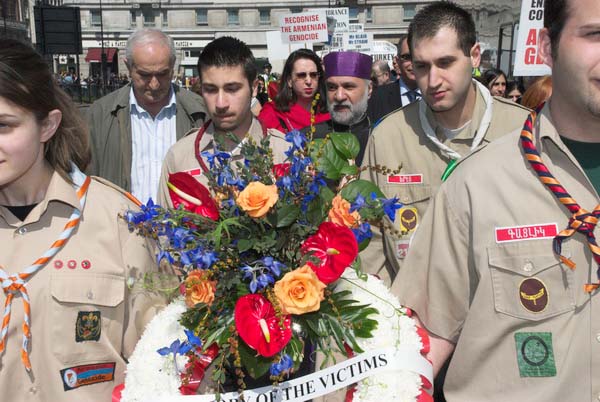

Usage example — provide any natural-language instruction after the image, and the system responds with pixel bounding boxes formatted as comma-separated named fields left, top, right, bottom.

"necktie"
left=406, top=90, right=417, bottom=103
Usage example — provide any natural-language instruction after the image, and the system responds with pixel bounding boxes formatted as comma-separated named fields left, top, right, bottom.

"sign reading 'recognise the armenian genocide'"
left=279, top=10, right=329, bottom=44
left=513, top=0, right=551, bottom=76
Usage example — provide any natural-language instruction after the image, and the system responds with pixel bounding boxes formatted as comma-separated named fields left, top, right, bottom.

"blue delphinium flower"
left=270, top=354, right=293, bottom=376
left=125, top=198, right=162, bottom=225
left=285, top=130, right=307, bottom=150
left=157, top=339, right=192, bottom=357
left=349, top=194, right=366, bottom=213
left=381, top=196, right=403, bottom=222
left=241, top=257, right=285, bottom=293
left=352, top=222, right=373, bottom=244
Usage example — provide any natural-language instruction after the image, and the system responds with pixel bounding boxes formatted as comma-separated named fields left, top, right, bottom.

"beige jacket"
left=394, top=104, right=600, bottom=401
left=360, top=87, right=531, bottom=285
left=0, top=171, right=166, bottom=402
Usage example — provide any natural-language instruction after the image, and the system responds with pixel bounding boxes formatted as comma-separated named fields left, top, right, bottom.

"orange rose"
left=236, top=182, right=279, bottom=218
left=184, top=270, right=217, bottom=307
left=274, top=265, right=326, bottom=315
left=328, top=195, right=360, bottom=228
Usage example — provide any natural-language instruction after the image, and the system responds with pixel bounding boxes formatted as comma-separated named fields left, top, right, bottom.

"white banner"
left=149, top=347, right=432, bottom=402
left=513, top=0, right=551, bottom=76
left=342, top=32, right=373, bottom=52
left=279, top=11, right=329, bottom=44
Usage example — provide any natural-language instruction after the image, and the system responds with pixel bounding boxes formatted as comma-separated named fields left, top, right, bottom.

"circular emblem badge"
left=519, top=277, right=548, bottom=313
left=67, top=260, right=77, bottom=269
left=54, top=260, right=63, bottom=269
left=63, top=368, right=78, bottom=388
left=400, top=208, right=418, bottom=232
left=81, top=260, right=91, bottom=270
left=521, top=335, right=550, bottom=367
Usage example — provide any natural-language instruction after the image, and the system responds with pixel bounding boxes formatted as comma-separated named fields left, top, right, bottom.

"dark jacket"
left=86, top=84, right=206, bottom=191
left=367, top=80, right=403, bottom=125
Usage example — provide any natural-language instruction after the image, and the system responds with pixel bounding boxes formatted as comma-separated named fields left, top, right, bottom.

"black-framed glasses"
left=294, top=71, right=319, bottom=80
left=399, top=53, right=411, bottom=62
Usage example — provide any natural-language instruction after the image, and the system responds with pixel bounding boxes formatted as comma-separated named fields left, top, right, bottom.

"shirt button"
left=17, top=226, right=28, bottom=235
left=523, top=261, right=534, bottom=272
left=29, top=387, right=37, bottom=394
left=596, top=333, right=600, bottom=343
left=87, top=291, right=94, bottom=300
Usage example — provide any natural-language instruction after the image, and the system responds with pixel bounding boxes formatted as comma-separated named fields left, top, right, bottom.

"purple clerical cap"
left=323, top=51, right=373, bottom=80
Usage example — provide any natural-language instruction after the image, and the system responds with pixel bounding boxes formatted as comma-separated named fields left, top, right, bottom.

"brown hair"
left=0, top=39, right=90, bottom=180
left=521, top=75, right=553, bottom=109
left=275, top=49, right=326, bottom=112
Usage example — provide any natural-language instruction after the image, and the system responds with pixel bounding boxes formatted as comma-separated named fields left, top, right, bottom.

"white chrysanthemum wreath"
left=120, top=269, right=432, bottom=402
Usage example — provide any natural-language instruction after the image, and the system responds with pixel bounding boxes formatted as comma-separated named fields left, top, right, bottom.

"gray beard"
left=328, top=90, right=369, bottom=126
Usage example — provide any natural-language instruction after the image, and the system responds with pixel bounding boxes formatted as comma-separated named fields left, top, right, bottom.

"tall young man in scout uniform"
left=360, top=1, right=530, bottom=285
left=157, top=37, right=288, bottom=207
left=393, top=0, right=600, bottom=400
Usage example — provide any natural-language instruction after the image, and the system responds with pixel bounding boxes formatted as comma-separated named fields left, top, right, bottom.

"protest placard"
left=279, top=10, right=328, bottom=44
left=513, top=0, right=551, bottom=76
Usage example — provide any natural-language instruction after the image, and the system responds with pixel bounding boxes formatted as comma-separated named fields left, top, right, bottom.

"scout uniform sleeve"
left=358, top=130, right=394, bottom=285
left=119, top=208, right=168, bottom=359
left=157, top=151, right=176, bottom=209
left=391, top=182, right=471, bottom=342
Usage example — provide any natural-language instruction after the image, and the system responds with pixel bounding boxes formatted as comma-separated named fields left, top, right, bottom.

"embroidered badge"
left=514, top=332, right=557, bottom=377
left=61, top=362, right=116, bottom=391
left=387, top=174, right=423, bottom=184
left=396, top=239, right=411, bottom=260
left=81, top=260, right=91, bottom=269
left=76, top=311, right=101, bottom=342
left=67, top=259, right=77, bottom=269
left=54, top=260, right=63, bottom=269
left=519, top=278, right=549, bottom=313
left=495, top=223, right=558, bottom=243
left=399, top=207, right=418, bottom=233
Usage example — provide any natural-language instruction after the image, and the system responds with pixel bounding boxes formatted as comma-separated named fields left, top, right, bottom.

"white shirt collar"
left=129, top=85, right=176, bottom=117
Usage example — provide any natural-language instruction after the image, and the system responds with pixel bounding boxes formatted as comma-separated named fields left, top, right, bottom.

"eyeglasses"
left=399, top=53, right=411, bottom=62
left=294, top=71, right=320, bottom=80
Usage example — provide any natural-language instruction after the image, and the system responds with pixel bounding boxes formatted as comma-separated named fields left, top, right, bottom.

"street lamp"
left=99, top=0, right=106, bottom=93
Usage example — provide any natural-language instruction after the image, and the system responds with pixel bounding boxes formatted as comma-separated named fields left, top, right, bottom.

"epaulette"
left=492, top=95, right=532, bottom=112
left=90, top=176, right=143, bottom=206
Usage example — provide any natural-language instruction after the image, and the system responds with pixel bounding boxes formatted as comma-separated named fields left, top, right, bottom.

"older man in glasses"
left=368, top=34, right=420, bottom=125
left=305, top=51, right=373, bottom=166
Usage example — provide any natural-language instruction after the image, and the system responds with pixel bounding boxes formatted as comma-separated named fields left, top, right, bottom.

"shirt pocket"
left=50, top=272, right=125, bottom=364
left=383, top=183, right=432, bottom=206
left=487, top=242, right=575, bottom=321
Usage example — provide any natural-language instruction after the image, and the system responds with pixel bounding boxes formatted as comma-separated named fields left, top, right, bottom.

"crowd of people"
left=1, top=0, right=598, bottom=401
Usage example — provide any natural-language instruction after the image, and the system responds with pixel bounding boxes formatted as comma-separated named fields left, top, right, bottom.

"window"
left=90, top=10, right=101, bottom=27
left=290, top=7, right=303, bottom=14
left=364, top=7, right=372, bottom=23
left=259, top=9, right=270, bottom=25
left=403, top=4, right=416, bottom=21
left=349, top=7, right=359, bottom=22
left=196, top=9, right=207, bottom=25
left=142, top=7, right=155, bottom=27
left=227, top=9, right=239, bottom=25
left=162, top=10, right=168, bottom=27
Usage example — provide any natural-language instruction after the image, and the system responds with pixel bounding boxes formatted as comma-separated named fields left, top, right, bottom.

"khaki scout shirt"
left=360, top=85, right=530, bottom=284
left=1, top=171, right=165, bottom=402
left=393, top=103, right=600, bottom=401
left=157, top=117, right=290, bottom=207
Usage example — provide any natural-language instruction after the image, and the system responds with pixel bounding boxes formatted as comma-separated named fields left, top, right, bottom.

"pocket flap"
left=51, top=273, right=125, bottom=307
left=393, top=184, right=432, bottom=205
left=488, top=243, right=565, bottom=277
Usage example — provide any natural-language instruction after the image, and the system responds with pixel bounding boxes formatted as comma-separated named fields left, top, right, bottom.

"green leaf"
left=237, top=238, right=253, bottom=252
left=276, top=204, right=301, bottom=228
left=238, top=341, right=272, bottom=379
left=319, top=186, right=335, bottom=204
left=340, top=164, right=359, bottom=176
left=330, top=132, right=360, bottom=160
left=341, top=179, right=385, bottom=201
left=311, top=140, right=348, bottom=180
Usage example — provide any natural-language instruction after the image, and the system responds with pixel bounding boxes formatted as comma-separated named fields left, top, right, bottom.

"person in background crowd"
left=482, top=68, right=507, bottom=97
left=304, top=51, right=373, bottom=166
left=360, top=0, right=530, bottom=285
left=87, top=28, right=206, bottom=203
left=368, top=34, right=421, bottom=124
left=258, top=49, right=330, bottom=133
left=260, top=62, right=277, bottom=84
left=0, top=39, right=165, bottom=402
left=505, top=79, right=524, bottom=103
left=157, top=37, right=289, bottom=207
left=521, top=75, right=553, bottom=109
left=371, top=59, right=392, bottom=87
left=393, top=0, right=600, bottom=400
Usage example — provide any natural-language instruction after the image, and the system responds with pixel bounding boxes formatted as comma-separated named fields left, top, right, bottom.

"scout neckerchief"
left=194, top=119, right=267, bottom=173
left=417, top=80, right=493, bottom=180
left=0, top=165, right=91, bottom=371
left=521, top=104, right=600, bottom=293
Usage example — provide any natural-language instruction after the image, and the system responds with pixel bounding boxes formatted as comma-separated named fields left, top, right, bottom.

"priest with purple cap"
left=301, top=51, right=373, bottom=166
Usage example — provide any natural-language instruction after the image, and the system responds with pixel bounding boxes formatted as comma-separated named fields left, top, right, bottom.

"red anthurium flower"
left=167, top=172, right=219, bottom=220
left=301, top=222, right=358, bottom=284
left=272, top=163, right=291, bottom=178
left=234, top=294, right=292, bottom=357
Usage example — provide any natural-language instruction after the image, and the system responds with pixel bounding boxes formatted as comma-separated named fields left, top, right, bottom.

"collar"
left=536, top=102, right=581, bottom=158
left=129, top=85, right=176, bottom=116
left=0, top=169, right=82, bottom=226
left=198, top=117, right=265, bottom=154
left=331, top=114, right=370, bottom=133
left=398, top=78, right=418, bottom=96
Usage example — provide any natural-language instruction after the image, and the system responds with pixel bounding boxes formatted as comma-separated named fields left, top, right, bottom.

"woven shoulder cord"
left=521, top=104, right=600, bottom=293
left=0, top=165, right=91, bottom=371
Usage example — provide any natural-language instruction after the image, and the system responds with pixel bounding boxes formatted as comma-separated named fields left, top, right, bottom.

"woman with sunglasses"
left=0, top=39, right=165, bottom=401
left=258, top=49, right=330, bottom=133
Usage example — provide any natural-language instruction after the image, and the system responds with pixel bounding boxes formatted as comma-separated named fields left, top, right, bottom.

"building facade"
left=1, top=0, right=31, bottom=40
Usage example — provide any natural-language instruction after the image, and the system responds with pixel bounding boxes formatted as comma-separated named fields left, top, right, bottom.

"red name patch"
left=387, top=174, right=423, bottom=184
left=61, top=362, right=116, bottom=391
left=495, top=223, right=558, bottom=243
left=184, top=168, right=203, bottom=177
